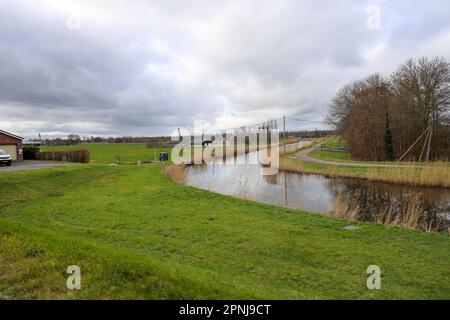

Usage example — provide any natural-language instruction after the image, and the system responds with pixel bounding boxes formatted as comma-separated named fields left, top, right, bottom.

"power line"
left=178, top=116, right=327, bottom=136
left=286, top=117, right=326, bottom=124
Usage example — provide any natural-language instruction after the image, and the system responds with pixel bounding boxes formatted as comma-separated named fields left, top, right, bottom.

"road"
left=0, top=160, right=65, bottom=172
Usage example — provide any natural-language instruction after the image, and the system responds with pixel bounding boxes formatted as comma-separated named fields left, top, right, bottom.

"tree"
left=67, top=134, right=81, bottom=145
left=384, top=113, right=394, bottom=161
left=391, top=57, right=450, bottom=160
left=327, top=57, right=450, bottom=161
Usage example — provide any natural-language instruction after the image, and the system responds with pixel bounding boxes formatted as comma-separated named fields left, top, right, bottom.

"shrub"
left=36, top=150, right=90, bottom=163
left=23, top=146, right=41, bottom=160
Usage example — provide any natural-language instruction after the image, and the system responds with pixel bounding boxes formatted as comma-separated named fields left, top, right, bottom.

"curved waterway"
left=184, top=142, right=450, bottom=232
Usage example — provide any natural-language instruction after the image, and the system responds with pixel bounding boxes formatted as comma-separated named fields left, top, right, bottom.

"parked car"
left=0, top=148, right=12, bottom=166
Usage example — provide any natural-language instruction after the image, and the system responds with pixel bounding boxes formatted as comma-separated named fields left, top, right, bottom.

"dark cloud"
left=0, top=0, right=449, bottom=137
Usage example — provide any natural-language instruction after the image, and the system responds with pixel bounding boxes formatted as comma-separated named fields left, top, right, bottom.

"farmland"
left=0, top=157, right=449, bottom=299
left=42, top=143, right=171, bottom=163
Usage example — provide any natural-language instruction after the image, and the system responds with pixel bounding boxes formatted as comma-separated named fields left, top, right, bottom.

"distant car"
left=0, top=148, right=12, bottom=166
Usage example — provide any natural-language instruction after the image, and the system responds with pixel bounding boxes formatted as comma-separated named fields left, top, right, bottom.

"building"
left=0, top=130, right=24, bottom=161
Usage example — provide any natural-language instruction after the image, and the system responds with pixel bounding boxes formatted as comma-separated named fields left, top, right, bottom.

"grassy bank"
left=322, top=136, right=347, bottom=148
left=281, top=155, right=450, bottom=188
left=0, top=164, right=449, bottom=299
left=42, top=143, right=171, bottom=163
left=309, top=150, right=353, bottom=162
left=310, top=136, right=450, bottom=166
left=309, top=150, right=450, bottom=167
left=281, top=135, right=450, bottom=188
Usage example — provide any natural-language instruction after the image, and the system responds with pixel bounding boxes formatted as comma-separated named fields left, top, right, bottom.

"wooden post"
left=425, top=120, right=433, bottom=162
left=398, top=126, right=430, bottom=161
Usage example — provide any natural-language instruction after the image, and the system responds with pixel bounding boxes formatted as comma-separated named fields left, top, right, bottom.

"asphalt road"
left=0, top=160, right=65, bottom=172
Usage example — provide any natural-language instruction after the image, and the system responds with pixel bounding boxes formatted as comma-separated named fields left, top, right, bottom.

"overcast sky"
left=1, top=0, right=449, bottom=138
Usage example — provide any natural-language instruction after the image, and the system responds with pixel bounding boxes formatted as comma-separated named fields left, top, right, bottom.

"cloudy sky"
left=1, top=0, right=449, bottom=138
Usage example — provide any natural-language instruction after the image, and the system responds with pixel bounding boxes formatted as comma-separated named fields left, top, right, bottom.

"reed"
left=280, top=155, right=450, bottom=188
left=330, top=192, right=447, bottom=232
left=163, top=164, right=186, bottom=184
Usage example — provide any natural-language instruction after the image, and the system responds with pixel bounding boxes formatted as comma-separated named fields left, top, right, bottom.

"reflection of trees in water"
left=262, top=172, right=307, bottom=186
left=327, top=178, right=450, bottom=232
left=263, top=174, right=279, bottom=185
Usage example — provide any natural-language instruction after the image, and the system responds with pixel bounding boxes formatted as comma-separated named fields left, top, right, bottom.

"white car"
left=0, top=148, right=12, bottom=166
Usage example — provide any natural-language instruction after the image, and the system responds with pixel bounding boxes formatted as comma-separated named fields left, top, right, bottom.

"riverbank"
left=1, top=164, right=449, bottom=299
left=280, top=148, right=450, bottom=188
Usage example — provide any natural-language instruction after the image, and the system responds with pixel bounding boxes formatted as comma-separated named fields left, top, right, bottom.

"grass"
left=42, top=143, right=171, bottom=163
left=309, top=150, right=353, bottom=162
left=0, top=163, right=449, bottom=299
left=323, top=136, right=347, bottom=148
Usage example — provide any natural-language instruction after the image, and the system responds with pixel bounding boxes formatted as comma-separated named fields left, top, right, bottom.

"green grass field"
left=42, top=143, right=171, bottom=163
left=323, top=136, right=347, bottom=148
left=309, top=150, right=354, bottom=162
left=0, top=163, right=449, bottom=299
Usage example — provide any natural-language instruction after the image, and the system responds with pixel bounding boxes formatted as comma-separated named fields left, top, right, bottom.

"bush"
left=23, top=146, right=41, bottom=160
left=36, top=150, right=90, bottom=163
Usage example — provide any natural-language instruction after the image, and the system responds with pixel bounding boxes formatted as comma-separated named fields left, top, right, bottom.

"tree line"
left=326, top=57, right=450, bottom=161
left=37, top=135, right=174, bottom=146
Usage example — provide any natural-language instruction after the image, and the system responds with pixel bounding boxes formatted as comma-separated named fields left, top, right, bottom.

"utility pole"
left=283, top=116, right=286, bottom=154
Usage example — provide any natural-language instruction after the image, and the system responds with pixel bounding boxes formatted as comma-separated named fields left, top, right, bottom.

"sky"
left=0, top=0, right=449, bottom=138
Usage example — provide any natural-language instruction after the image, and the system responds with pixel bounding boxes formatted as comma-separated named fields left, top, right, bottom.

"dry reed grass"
left=163, top=164, right=186, bottom=184
left=280, top=155, right=450, bottom=188
left=330, top=193, right=447, bottom=232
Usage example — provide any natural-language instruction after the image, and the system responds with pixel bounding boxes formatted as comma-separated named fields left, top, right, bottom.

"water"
left=184, top=143, right=450, bottom=232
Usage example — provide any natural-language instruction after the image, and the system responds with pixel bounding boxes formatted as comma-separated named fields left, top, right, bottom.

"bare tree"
left=327, top=57, right=450, bottom=161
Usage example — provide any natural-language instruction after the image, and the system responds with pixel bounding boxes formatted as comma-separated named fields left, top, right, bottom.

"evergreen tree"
left=384, top=113, right=394, bottom=161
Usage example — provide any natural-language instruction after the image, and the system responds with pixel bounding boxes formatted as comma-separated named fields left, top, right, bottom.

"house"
left=0, top=130, right=24, bottom=161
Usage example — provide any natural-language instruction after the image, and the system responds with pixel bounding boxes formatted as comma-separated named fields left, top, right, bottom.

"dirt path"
left=295, top=147, right=443, bottom=169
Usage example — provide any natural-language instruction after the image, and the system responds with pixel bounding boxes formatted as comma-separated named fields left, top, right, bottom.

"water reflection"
left=184, top=148, right=450, bottom=232
left=327, top=179, right=450, bottom=232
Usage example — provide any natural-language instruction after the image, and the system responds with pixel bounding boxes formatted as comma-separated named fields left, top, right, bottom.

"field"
left=42, top=143, right=171, bottom=163
left=0, top=161, right=449, bottom=299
